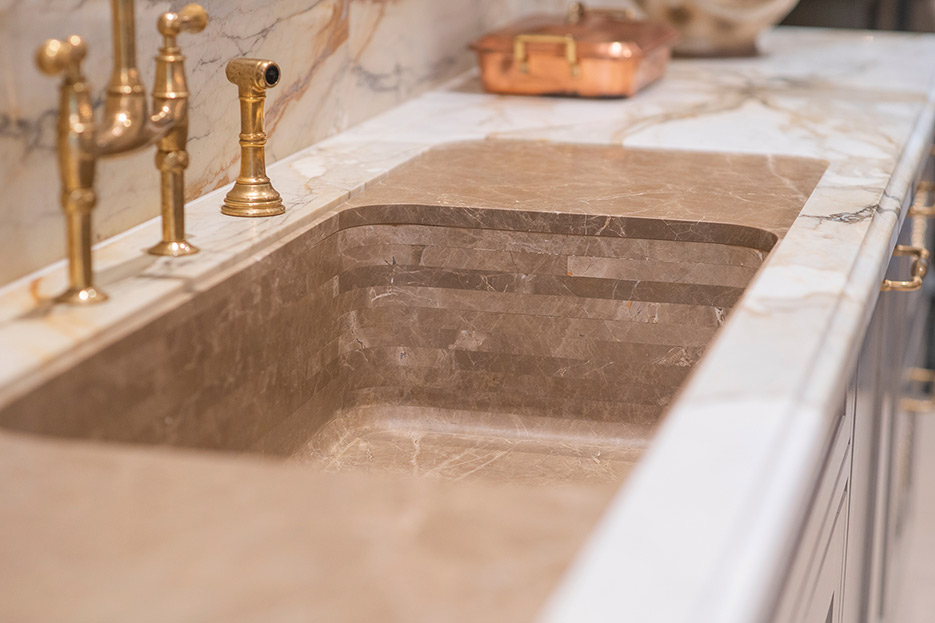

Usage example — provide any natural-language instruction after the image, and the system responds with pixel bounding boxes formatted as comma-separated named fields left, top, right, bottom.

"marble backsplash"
left=0, top=0, right=583, bottom=287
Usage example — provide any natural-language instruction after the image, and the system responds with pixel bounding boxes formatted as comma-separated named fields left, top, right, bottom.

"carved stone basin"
left=0, top=141, right=826, bottom=484
left=294, top=206, right=771, bottom=484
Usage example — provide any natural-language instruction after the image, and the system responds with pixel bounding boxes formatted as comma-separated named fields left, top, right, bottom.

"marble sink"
left=0, top=141, right=826, bottom=484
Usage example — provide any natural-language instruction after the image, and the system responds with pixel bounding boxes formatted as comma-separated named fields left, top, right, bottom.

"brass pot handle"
left=881, top=245, right=930, bottom=292
left=909, top=181, right=935, bottom=217
left=513, top=34, right=580, bottom=77
left=567, top=2, right=636, bottom=23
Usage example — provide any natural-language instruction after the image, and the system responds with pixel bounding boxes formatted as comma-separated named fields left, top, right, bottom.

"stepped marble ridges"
left=0, top=140, right=822, bottom=407
left=1, top=138, right=803, bottom=485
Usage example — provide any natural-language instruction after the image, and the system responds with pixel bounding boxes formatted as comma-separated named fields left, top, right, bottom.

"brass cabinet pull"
left=881, top=245, right=929, bottom=292
left=513, top=34, right=580, bottom=77
left=903, top=368, right=935, bottom=413
left=909, top=181, right=935, bottom=217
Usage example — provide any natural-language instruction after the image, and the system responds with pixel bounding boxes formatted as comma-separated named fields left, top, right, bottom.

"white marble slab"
left=0, top=0, right=575, bottom=286
left=2, top=26, right=935, bottom=623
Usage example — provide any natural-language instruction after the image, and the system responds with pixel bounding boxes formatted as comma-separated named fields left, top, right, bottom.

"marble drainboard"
left=0, top=141, right=827, bottom=484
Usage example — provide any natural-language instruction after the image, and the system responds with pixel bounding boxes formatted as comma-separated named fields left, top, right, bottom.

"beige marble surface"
left=0, top=0, right=581, bottom=287
left=0, top=143, right=821, bottom=490
left=0, top=433, right=618, bottom=623
left=2, top=25, right=935, bottom=623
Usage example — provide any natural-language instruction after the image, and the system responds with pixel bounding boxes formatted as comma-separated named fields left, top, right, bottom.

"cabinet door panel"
left=843, top=306, right=884, bottom=623
left=773, top=403, right=853, bottom=623
left=847, top=179, right=934, bottom=623
left=801, top=481, right=849, bottom=623
left=869, top=200, right=934, bottom=622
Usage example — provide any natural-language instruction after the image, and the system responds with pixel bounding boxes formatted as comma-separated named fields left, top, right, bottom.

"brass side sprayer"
left=222, top=58, right=285, bottom=218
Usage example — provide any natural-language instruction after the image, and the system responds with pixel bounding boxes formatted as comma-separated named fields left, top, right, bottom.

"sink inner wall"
left=294, top=211, right=769, bottom=483
left=0, top=141, right=827, bottom=483
left=0, top=205, right=771, bottom=483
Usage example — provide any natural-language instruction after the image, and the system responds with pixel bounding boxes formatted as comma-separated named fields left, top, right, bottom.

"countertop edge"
left=542, top=48, right=935, bottom=623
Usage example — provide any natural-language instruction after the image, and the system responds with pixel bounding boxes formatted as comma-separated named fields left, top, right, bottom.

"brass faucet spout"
left=110, top=0, right=138, bottom=83
left=96, top=98, right=177, bottom=155
left=96, top=0, right=177, bottom=155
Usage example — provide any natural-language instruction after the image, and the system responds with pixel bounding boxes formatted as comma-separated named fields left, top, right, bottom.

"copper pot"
left=471, top=3, right=679, bottom=98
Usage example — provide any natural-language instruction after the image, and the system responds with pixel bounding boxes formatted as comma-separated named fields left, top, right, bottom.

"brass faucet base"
left=55, top=286, right=109, bottom=305
left=147, top=240, right=200, bottom=257
left=221, top=202, right=285, bottom=218
left=222, top=182, right=285, bottom=218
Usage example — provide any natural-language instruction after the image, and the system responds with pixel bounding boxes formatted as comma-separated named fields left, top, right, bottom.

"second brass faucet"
left=38, top=0, right=208, bottom=304
left=149, top=4, right=209, bottom=257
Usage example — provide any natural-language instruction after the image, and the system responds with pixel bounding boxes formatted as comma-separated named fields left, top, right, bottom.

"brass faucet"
left=36, top=1, right=208, bottom=304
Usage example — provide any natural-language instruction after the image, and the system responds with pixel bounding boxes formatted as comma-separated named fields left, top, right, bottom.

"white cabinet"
left=805, top=490, right=848, bottom=623
left=774, top=159, right=935, bottom=623
left=847, top=182, right=933, bottom=623
left=773, top=389, right=853, bottom=623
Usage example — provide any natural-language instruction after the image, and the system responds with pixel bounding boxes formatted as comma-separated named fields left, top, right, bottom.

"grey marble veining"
left=0, top=0, right=573, bottom=287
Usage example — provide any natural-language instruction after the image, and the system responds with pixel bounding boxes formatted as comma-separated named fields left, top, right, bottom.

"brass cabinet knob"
left=222, top=58, right=284, bottom=218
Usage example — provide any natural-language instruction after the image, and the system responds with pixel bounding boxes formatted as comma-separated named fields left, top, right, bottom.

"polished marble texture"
left=2, top=26, right=935, bottom=623
left=0, top=435, right=620, bottom=623
left=0, top=142, right=821, bottom=487
left=0, top=0, right=573, bottom=286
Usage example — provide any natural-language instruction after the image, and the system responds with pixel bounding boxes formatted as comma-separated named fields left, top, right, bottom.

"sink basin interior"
left=291, top=209, right=771, bottom=484
left=0, top=141, right=827, bottom=484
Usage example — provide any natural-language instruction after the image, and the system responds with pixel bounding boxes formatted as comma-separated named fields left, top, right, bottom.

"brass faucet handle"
left=36, top=35, right=87, bottom=80
left=158, top=4, right=208, bottom=40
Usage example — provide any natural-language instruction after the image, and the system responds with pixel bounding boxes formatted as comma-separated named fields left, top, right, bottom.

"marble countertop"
left=2, top=26, right=935, bottom=622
